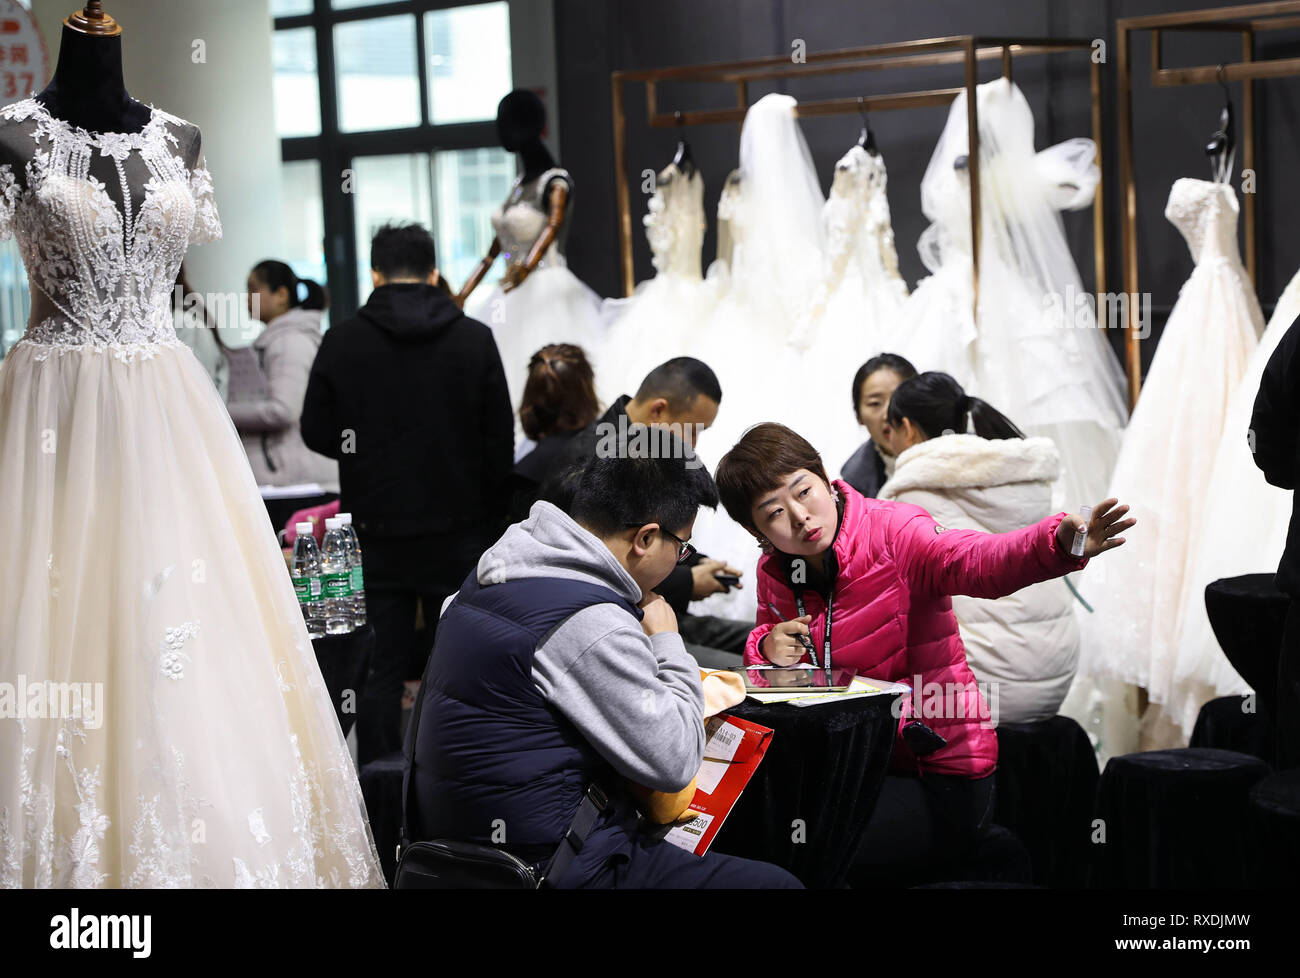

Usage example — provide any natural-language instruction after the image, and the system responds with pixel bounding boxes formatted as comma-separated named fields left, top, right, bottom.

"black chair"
left=1088, top=748, right=1271, bottom=888
left=358, top=751, right=406, bottom=885
left=1246, top=768, right=1300, bottom=888
left=994, top=715, right=1098, bottom=887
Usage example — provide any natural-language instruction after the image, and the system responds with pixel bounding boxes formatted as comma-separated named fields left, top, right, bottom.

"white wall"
left=32, top=0, right=283, bottom=344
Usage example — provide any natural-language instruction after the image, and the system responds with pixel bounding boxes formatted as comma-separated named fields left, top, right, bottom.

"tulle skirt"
left=1077, top=259, right=1263, bottom=736
left=0, top=340, right=385, bottom=887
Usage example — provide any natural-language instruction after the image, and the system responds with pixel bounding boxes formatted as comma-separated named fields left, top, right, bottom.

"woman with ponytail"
left=508, top=343, right=601, bottom=522
left=229, top=260, right=339, bottom=492
left=879, top=371, right=1082, bottom=723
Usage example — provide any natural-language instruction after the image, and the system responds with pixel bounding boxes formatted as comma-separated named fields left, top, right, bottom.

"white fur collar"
left=878, top=434, right=1060, bottom=497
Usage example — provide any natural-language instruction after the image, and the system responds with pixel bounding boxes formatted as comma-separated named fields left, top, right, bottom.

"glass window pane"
left=431, top=146, right=515, bottom=293
left=351, top=153, right=433, bottom=303
left=331, top=0, right=390, bottom=8
left=271, top=0, right=313, bottom=15
left=425, top=2, right=512, bottom=125
left=281, top=160, right=330, bottom=331
left=0, top=238, right=30, bottom=357
left=273, top=28, right=321, bottom=138
left=334, top=15, right=420, bottom=133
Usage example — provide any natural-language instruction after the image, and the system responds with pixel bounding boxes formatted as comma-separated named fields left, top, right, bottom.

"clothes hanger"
left=1205, top=64, right=1235, bottom=185
left=855, top=96, right=879, bottom=156
left=671, top=110, right=696, bottom=178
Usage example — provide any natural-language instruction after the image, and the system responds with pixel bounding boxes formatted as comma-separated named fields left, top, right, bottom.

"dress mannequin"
left=459, top=90, right=605, bottom=440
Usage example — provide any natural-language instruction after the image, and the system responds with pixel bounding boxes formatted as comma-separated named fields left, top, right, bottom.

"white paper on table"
left=660, top=811, right=713, bottom=853
left=789, top=677, right=910, bottom=708
left=259, top=482, right=326, bottom=499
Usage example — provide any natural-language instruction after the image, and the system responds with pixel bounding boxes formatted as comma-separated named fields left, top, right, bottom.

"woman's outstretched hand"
left=1055, top=498, right=1135, bottom=559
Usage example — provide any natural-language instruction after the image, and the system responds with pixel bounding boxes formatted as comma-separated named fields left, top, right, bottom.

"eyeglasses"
left=625, top=523, right=696, bottom=563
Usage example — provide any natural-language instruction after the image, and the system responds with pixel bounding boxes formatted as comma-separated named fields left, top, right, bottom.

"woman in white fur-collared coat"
left=879, top=371, right=1081, bottom=723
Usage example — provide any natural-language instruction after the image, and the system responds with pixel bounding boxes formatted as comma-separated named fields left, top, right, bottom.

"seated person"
left=877, top=371, right=1081, bottom=724
left=542, top=357, right=751, bottom=669
left=408, top=427, right=801, bottom=888
left=842, top=353, right=917, bottom=498
left=715, top=421, right=1132, bottom=878
left=507, top=344, right=602, bottom=524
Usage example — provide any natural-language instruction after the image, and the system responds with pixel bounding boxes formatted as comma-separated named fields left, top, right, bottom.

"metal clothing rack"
left=609, top=34, right=1108, bottom=349
left=1118, top=1, right=1300, bottom=407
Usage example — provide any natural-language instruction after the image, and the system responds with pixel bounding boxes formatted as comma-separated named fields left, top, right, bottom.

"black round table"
left=311, top=625, right=373, bottom=738
left=710, top=692, right=901, bottom=888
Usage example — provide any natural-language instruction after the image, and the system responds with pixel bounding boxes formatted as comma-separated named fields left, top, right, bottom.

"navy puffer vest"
left=409, top=569, right=644, bottom=882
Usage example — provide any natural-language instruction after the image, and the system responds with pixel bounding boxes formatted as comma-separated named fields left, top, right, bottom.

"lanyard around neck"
left=792, top=586, right=833, bottom=671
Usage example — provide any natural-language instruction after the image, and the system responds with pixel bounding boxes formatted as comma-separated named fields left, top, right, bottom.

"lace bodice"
left=823, top=145, right=906, bottom=291
left=0, top=97, right=222, bottom=362
left=1165, top=178, right=1241, bottom=265
left=644, top=162, right=705, bottom=279
left=491, top=165, right=572, bottom=269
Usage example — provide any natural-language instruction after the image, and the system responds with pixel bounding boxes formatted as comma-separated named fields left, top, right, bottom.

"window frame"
left=274, top=0, right=508, bottom=315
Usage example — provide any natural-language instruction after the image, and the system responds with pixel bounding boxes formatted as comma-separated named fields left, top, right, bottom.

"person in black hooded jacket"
left=301, top=222, right=513, bottom=764
left=1251, top=312, right=1300, bottom=769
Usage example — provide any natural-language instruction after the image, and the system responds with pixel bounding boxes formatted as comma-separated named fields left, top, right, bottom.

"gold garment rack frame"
left=1118, top=1, right=1300, bottom=408
left=610, top=34, right=1107, bottom=372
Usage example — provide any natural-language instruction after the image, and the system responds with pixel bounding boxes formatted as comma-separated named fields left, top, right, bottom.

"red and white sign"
left=0, top=1, right=49, bottom=106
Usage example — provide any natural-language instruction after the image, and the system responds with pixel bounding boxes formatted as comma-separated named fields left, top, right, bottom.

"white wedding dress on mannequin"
left=901, top=78, right=1128, bottom=512
left=598, top=161, right=720, bottom=405
left=1165, top=267, right=1300, bottom=735
left=1078, top=176, right=1264, bottom=745
left=795, top=144, right=909, bottom=479
left=691, top=93, right=826, bottom=623
left=0, top=97, right=383, bottom=887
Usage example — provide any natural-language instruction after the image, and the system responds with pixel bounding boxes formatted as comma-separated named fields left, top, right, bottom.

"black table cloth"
left=1247, top=768, right=1300, bottom=888
left=1088, top=748, right=1271, bottom=889
left=1204, top=574, right=1289, bottom=714
left=710, top=692, right=901, bottom=889
left=994, top=715, right=1098, bottom=888
left=311, top=625, right=373, bottom=738
left=1190, top=694, right=1273, bottom=764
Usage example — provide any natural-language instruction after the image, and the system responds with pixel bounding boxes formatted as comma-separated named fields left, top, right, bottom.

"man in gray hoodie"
left=408, top=427, right=801, bottom=888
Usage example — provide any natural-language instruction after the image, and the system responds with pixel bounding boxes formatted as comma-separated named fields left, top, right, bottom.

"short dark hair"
left=519, top=344, right=601, bottom=441
left=569, top=425, right=719, bottom=538
left=371, top=222, right=437, bottom=279
left=716, top=423, right=831, bottom=531
left=633, top=357, right=722, bottom=412
left=851, top=353, right=917, bottom=413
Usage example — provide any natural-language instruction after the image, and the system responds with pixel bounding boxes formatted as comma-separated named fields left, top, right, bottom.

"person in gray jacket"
left=228, top=260, right=339, bottom=493
left=411, top=427, right=802, bottom=887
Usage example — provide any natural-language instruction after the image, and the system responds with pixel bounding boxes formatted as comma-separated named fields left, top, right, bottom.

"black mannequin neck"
left=518, top=139, right=557, bottom=183
left=34, top=25, right=149, bottom=134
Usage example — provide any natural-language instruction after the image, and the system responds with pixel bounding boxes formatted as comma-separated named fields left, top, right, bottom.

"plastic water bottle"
left=321, top=517, right=355, bottom=635
left=291, top=521, right=326, bottom=638
left=337, top=512, right=367, bottom=627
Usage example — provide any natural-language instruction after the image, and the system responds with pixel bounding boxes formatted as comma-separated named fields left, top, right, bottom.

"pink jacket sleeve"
left=743, top=566, right=783, bottom=665
left=890, top=508, right=1088, bottom=600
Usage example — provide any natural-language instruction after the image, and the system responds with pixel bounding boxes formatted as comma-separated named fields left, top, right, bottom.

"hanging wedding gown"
left=795, top=144, right=909, bottom=480
left=901, top=78, right=1128, bottom=512
left=469, top=167, right=606, bottom=437
left=691, top=93, right=826, bottom=623
left=1077, top=177, right=1264, bottom=742
left=597, top=161, right=721, bottom=405
left=0, top=97, right=383, bottom=887
left=1165, top=266, right=1300, bottom=736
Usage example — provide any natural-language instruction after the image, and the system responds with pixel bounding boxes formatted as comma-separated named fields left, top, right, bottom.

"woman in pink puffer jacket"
left=716, top=422, right=1133, bottom=878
